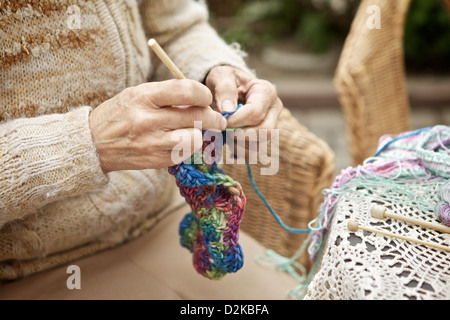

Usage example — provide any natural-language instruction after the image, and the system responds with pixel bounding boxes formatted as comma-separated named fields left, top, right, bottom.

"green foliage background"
left=209, top=0, right=450, bottom=72
left=404, top=0, right=450, bottom=72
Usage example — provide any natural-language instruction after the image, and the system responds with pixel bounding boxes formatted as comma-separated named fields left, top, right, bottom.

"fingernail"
left=221, top=117, right=228, bottom=130
left=222, top=100, right=236, bottom=112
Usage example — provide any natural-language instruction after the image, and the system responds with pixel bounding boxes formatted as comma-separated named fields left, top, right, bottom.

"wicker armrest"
left=222, top=107, right=335, bottom=270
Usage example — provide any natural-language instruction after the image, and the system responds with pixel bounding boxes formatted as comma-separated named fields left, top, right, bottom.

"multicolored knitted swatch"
left=168, top=106, right=246, bottom=280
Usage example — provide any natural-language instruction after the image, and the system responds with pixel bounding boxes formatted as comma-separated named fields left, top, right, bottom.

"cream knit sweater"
left=0, top=0, right=251, bottom=280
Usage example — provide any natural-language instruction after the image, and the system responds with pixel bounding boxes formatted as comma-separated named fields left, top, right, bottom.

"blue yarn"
left=174, top=163, right=223, bottom=187
left=221, top=103, right=244, bottom=119
left=179, top=106, right=432, bottom=243
left=223, top=244, right=244, bottom=272
left=373, top=126, right=432, bottom=157
left=245, top=160, right=311, bottom=234
left=178, top=212, right=197, bottom=251
left=220, top=103, right=312, bottom=234
left=176, top=104, right=313, bottom=235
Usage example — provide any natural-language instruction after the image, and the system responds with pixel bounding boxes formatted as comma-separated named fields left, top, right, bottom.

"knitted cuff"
left=0, top=107, right=108, bottom=226
left=65, top=106, right=109, bottom=189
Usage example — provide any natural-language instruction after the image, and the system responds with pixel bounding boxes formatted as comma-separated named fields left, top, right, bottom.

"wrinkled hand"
left=205, top=66, right=283, bottom=131
left=205, top=66, right=283, bottom=159
left=89, top=79, right=227, bottom=173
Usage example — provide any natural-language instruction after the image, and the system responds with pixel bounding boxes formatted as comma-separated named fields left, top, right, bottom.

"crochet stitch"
left=169, top=105, right=246, bottom=279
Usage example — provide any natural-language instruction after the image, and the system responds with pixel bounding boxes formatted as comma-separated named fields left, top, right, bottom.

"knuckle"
left=260, top=79, right=278, bottom=97
left=127, top=85, right=147, bottom=106
left=206, top=66, right=232, bottom=86
left=129, top=109, right=148, bottom=130
left=123, top=86, right=136, bottom=97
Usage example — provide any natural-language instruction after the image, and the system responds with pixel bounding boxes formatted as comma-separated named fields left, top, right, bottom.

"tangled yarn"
left=168, top=105, right=246, bottom=280
left=308, top=125, right=450, bottom=262
left=244, top=125, right=449, bottom=299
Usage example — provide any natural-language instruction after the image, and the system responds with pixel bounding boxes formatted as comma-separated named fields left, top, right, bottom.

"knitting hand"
left=89, top=79, right=227, bottom=173
left=205, top=66, right=283, bottom=130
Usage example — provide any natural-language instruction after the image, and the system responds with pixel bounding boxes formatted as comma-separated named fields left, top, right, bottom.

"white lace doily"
left=304, top=182, right=450, bottom=300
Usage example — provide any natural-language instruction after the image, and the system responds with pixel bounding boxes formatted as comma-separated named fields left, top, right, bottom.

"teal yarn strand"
left=373, top=126, right=433, bottom=157
left=245, top=160, right=311, bottom=234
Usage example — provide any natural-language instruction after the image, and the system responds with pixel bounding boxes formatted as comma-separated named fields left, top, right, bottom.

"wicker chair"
left=222, top=108, right=335, bottom=270
left=334, top=0, right=412, bottom=166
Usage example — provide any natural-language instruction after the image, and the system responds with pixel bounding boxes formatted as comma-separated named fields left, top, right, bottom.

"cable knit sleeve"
left=139, top=0, right=255, bottom=81
left=0, top=106, right=108, bottom=228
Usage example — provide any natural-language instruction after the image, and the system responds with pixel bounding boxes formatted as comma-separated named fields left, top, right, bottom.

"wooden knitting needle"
left=371, top=205, right=450, bottom=234
left=148, top=38, right=216, bottom=113
left=148, top=38, right=186, bottom=79
left=347, top=220, right=450, bottom=252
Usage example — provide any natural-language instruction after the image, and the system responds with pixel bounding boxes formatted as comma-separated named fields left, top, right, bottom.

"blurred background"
left=207, top=0, right=450, bottom=173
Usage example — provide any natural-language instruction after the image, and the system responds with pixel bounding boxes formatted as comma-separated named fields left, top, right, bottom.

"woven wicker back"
left=334, top=0, right=412, bottom=166
left=222, top=108, right=335, bottom=270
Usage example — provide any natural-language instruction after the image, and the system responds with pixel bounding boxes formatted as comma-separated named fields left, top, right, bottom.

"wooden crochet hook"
left=148, top=38, right=186, bottom=79
left=347, top=220, right=450, bottom=252
left=371, top=205, right=450, bottom=234
left=148, top=38, right=216, bottom=113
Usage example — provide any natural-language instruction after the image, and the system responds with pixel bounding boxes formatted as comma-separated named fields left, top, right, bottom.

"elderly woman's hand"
left=205, top=66, right=283, bottom=131
left=205, top=66, right=283, bottom=159
left=89, top=79, right=227, bottom=173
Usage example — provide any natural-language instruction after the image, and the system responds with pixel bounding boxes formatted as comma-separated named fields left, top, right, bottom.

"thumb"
left=206, top=67, right=239, bottom=113
left=221, top=98, right=237, bottom=113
